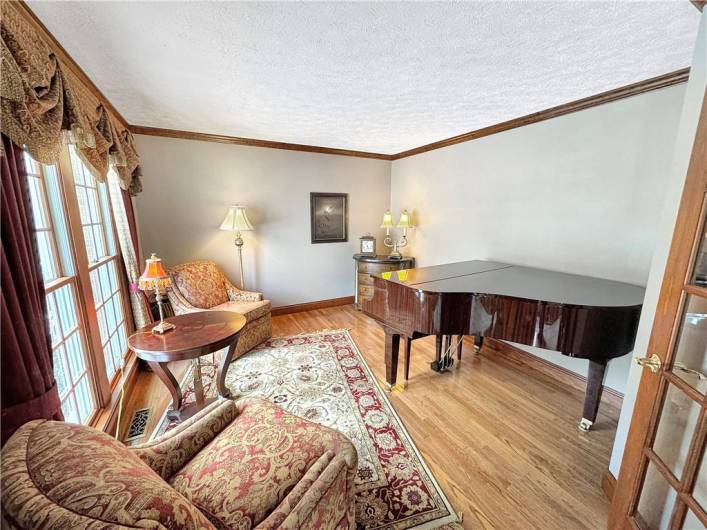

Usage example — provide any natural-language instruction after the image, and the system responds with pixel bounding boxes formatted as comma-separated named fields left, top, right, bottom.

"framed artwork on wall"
left=310, top=192, right=348, bottom=243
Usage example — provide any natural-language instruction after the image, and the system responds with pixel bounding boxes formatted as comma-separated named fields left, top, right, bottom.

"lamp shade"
left=396, top=210, right=414, bottom=229
left=220, top=205, right=254, bottom=232
left=138, top=253, right=172, bottom=291
left=380, top=210, right=395, bottom=229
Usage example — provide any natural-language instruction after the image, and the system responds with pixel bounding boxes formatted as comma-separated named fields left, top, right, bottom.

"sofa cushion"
left=212, top=299, right=272, bottom=323
left=171, top=261, right=229, bottom=309
left=1, top=420, right=214, bottom=530
left=169, top=399, right=353, bottom=530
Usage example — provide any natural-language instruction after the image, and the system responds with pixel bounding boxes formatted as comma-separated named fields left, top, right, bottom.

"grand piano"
left=361, top=260, right=645, bottom=431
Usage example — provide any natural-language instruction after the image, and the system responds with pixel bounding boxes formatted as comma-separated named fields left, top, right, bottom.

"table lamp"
left=138, top=253, right=175, bottom=334
left=381, top=209, right=414, bottom=259
left=220, top=205, right=254, bottom=289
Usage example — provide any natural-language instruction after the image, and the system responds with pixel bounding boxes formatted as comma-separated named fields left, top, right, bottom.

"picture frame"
left=310, top=192, right=348, bottom=243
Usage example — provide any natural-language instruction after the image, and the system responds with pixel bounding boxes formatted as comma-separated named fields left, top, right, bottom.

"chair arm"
left=224, top=277, right=263, bottom=302
left=130, top=399, right=239, bottom=481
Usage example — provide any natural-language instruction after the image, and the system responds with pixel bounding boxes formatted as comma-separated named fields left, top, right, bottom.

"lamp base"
left=151, top=320, right=176, bottom=334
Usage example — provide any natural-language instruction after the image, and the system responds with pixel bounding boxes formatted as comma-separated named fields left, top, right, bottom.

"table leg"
left=148, top=361, right=182, bottom=417
left=192, top=358, right=205, bottom=408
left=217, top=339, right=239, bottom=399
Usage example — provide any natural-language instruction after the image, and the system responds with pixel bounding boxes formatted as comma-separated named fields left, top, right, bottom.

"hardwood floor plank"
left=121, top=304, right=617, bottom=529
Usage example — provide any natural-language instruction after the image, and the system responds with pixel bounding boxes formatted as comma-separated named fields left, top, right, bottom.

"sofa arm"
left=130, top=399, right=239, bottom=481
left=224, top=278, right=263, bottom=302
left=166, top=286, right=202, bottom=315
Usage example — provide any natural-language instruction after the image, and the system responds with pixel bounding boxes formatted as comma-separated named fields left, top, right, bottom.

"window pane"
left=35, top=231, right=58, bottom=282
left=65, top=332, right=86, bottom=382
left=53, top=346, right=69, bottom=397
left=636, top=460, right=678, bottom=530
left=104, top=340, right=116, bottom=380
left=74, top=376, right=93, bottom=424
left=652, top=384, right=701, bottom=481
left=55, top=284, right=78, bottom=335
left=83, top=226, right=97, bottom=263
left=61, top=395, right=79, bottom=424
left=45, top=292, right=63, bottom=347
left=670, top=295, right=707, bottom=394
left=694, top=452, right=706, bottom=512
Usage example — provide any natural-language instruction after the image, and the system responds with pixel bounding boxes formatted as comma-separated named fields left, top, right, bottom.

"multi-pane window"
left=23, top=152, right=95, bottom=423
left=24, top=146, right=132, bottom=424
left=69, top=147, right=128, bottom=380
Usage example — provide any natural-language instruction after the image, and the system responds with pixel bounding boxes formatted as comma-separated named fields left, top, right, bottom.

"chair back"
left=169, top=260, right=229, bottom=309
left=1, top=420, right=213, bottom=529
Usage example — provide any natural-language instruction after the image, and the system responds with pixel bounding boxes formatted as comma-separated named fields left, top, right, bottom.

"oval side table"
left=128, top=311, right=246, bottom=421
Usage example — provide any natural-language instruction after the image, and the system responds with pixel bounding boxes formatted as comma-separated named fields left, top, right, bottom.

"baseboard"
left=481, top=338, right=624, bottom=410
left=271, top=296, right=355, bottom=316
left=602, top=469, right=617, bottom=501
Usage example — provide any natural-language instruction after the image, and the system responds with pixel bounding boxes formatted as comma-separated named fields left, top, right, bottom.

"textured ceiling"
left=29, top=1, right=700, bottom=154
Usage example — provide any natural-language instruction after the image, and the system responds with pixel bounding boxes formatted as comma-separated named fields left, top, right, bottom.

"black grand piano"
left=361, top=260, right=645, bottom=431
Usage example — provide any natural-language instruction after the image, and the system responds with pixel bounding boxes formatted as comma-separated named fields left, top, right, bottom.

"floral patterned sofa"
left=167, top=260, right=272, bottom=359
left=1, top=398, right=357, bottom=529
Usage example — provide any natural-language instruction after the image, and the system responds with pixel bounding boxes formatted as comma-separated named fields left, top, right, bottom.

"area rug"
left=152, top=330, right=460, bottom=530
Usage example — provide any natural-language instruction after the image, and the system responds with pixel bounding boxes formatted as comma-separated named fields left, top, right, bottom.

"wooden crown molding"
left=17, top=0, right=694, bottom=160
left=391, top=68, right=691, bottom=160
left=13, top=0, right=129, bottom=128
left=128, top=126, right=394, bottom=160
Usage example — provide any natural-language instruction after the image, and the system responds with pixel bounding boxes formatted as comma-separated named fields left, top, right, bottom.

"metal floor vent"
left=125, top=407, right=152, bottom=442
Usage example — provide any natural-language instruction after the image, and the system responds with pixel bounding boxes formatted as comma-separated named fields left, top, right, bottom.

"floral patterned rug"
left=152, top=330, right=460, bottom=530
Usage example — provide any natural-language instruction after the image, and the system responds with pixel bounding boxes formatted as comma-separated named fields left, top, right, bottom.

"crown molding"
left=14, top=0, right=129, bottom=128
left=391, top=68, right=690, bottom=160
left=128, top=126, right=394, bottom=160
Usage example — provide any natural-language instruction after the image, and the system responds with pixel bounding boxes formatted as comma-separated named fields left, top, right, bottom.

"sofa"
left=167, top=260, right=272, bottom=359
left=1, top=398, right=357, bottom=529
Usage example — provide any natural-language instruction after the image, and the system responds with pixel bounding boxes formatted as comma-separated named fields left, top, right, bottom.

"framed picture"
left=310, top=192, right=348, bottom=243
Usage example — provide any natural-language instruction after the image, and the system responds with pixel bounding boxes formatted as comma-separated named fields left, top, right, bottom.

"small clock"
left=359, top=234, right=376, bottom=256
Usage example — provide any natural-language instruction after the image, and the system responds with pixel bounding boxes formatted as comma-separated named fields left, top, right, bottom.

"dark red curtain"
left=1, top=134, right=63, bottom=445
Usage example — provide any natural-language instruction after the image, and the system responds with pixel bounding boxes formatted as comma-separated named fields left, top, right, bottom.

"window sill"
left=89, top=349, right=141, bottom=436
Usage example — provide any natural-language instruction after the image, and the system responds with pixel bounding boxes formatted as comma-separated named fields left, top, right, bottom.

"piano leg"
left=474, top=335, right=484, bottom=353
left=579, top=359, right=608, bottom=432
left=384, top=329, right=400, bottom=391
left=456, top=335, right=464, bottom=361
left=404, top=337, right=412, bottom=381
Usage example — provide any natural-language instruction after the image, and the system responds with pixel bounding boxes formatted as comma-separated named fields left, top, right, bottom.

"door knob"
left=635, top=353, right=662, bottom=373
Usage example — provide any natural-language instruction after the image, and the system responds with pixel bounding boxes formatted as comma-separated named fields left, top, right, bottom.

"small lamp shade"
left=396, top=210, right=414, bottom=229
left=138, top=253, right=172, bottom=291
left=220, top=205, right=254, bottom=232
left=380, top=211, right=395, bottom=229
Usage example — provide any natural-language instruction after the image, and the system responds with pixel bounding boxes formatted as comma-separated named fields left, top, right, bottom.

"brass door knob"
left=635, top=353, right=662, bottom=373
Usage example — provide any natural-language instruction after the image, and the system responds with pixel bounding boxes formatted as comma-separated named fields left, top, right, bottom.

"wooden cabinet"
left=353, top=254, right=415, bottom=310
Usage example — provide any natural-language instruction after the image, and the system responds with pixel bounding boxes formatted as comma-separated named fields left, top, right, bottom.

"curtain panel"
left=0, top=1, right=142, bottom=195
left=1, top=134, right=63, bottom=446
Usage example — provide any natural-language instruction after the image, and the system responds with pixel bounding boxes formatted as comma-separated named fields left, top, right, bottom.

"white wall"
left=390, top=85, right=687, bottom=393
left=134, top=135, right=391, bottom=307
left=609, top=12, right=706, bottom=478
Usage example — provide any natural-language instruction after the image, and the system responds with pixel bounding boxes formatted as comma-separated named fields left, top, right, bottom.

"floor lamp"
left=220, top=205, right=254, bottom=289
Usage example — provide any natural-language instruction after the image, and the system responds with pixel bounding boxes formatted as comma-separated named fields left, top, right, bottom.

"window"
left=23, top=146, right=132, bottom=424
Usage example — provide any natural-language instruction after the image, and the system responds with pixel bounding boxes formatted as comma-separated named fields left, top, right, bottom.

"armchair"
left=167, top=260, right=272, bottom=359
left=1, top=398, right=357, bottom=530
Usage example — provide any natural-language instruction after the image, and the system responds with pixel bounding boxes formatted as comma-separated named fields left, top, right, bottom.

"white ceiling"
left=29, top=1, right=700, bottom=155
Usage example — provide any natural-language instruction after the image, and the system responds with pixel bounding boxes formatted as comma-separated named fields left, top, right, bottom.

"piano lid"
left=377, top=260, right=645, bottom=308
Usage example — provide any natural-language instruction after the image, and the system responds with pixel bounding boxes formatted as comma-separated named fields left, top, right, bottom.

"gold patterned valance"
left=0, top=1, right=142, bottom=194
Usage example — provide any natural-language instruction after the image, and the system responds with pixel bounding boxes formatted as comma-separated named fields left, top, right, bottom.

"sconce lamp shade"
left=380, top=210, right=395, bottom=229
left=220, top=205, right=254, bottom=232
left=396, top=210, right=414, bottom=229
left=138, top=253, right=172, bottom=291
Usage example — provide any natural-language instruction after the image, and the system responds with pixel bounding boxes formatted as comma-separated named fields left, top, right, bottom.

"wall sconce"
left=381, top=209, right=414, bottom=260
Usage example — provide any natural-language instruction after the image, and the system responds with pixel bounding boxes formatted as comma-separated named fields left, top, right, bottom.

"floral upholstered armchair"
left=1, top=398, right=358, bottom=529
left=167, top=260, right=272, bottom=359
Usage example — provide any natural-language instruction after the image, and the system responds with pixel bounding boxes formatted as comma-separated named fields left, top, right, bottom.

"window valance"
left=0, top=2, right=142, bottom=195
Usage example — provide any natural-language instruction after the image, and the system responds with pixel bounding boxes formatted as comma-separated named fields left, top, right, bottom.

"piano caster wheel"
left=578, top=418, right=593, bottom=432
left=384, top=382, right=393, bottom=392
left=430, top=356, right=454, bottom=373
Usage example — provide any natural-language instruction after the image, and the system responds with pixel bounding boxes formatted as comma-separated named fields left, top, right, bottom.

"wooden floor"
left=121, top=305, right=620, bottom=530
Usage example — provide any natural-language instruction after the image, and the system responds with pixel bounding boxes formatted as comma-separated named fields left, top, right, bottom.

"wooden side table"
left=353, top=254, right=415, bottom=309
left=128, top=311, right=246, bottom=420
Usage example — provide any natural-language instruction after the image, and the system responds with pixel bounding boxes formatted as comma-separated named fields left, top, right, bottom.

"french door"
left=609, top=91, right=706, bottom=529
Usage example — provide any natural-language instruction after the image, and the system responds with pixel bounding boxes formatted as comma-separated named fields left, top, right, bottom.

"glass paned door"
left=611, top=94, right=707, bottom=530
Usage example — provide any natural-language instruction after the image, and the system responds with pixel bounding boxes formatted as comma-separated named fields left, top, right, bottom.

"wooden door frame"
left=608, top=90, right=707, bottom=528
